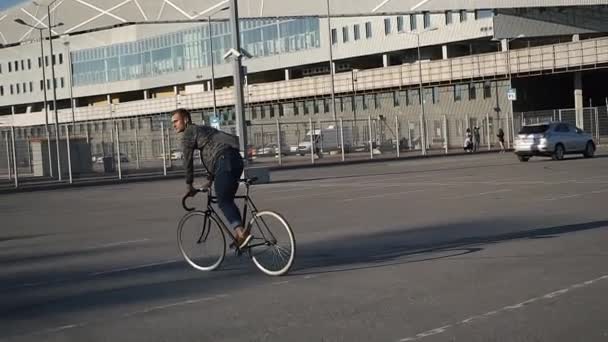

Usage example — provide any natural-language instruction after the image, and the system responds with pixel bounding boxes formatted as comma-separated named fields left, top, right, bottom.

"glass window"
left=21, top=60, right=24, bottom=70
left=61, top=77, right=65, bottom=88
left=0, top=86, right=3, bottom=96
left=354, top=24, right=360, bottom=40
left=468, top=83, right=476, bottom=100
left=365, top=22, right=372, bottom=38
left=16, top=83, right=20, bottom=94
left=8, top=62, right=11, bottom=72
left=483, top=81, right=492, bottom=98
left=28, top=59, right=31, bottom=69
left=393, top=91, right=400, bottom=106
left=59, top=53, right=63, bottom=64
left=10, top=84, right=14, bottom=94
left=410, top=14, right=417, bottom=31
left=342, top=26, right=349, bottom=43
left=29, top=82, right=33, bottom=92
left=454, top=85, right=462, bottom=101
left=14, top=61, right=19, bottom=71
left=445, top=11, right=453, bottom=25
left=331, top=28, right=337, bottom=44
left=384, top=18, right=391, bottom=35
left=22, top=82, right=26, bottom=93
left=423, top=12, right=431, bottom=28
left=460, top=10, right=467, bottom=22
left=397, top=16, right=404, bottom=32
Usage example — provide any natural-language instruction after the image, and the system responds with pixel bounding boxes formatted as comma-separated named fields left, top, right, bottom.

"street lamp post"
left=14, top=17, right=63, bottom=178
left=326, top=0, right=338, bottom=127
left=494, top=34, right=524, bottom=147
left=207, top=7, right=229, bottom=120
left=404, top=27, right=437, bottom=156
left=351, top=68, right=358, bottom=145
left=63, top=41, right=76, bottom=125
left=45, top=0, right=63, bottom=181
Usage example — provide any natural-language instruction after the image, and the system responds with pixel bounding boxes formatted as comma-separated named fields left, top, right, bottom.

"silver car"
left=514, top=122, right=595, bottom=162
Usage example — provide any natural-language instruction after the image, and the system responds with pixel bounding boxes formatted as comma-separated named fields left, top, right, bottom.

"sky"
left=0, top=0, right=28, bottom=10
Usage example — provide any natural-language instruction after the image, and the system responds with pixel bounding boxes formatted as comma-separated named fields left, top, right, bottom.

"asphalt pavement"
left=1, top=151, right=608, bottom=341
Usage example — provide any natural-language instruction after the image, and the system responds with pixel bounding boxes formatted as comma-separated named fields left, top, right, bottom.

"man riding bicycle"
left=172, top=108, right=251, bottom=249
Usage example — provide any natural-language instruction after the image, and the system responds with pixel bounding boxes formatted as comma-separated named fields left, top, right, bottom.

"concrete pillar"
left=143, top=90, right=149, bottom=100
left=501, top=39, right=508, bottom=52
left=173, top=85, right=178, bottom=95
left=383, top=54, right=389, bottom=67
left=574, top=72, right=584, bottom=129
left=442, top=45, right=448, bottom=60
left=206, top=80, right=212, bottom=91
left=572, top=34, right=580, bottom=42
left=284, top=68, right=290, bottom=80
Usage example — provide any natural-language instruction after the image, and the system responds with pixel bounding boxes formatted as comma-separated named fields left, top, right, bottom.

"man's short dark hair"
left=173, top=108, right=192, bottom=123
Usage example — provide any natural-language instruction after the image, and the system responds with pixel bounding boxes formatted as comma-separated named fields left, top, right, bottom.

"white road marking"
left=440, top=189, right=512, bottom=200
left=343, top=189, right=425, bottom=202
left=89, top=259, right=181, bottom=276
left=92, top=238, right=150, bottom=249
left=124, top=294, right=229, bottom=317
left=396, top=274, right=608, bottom=341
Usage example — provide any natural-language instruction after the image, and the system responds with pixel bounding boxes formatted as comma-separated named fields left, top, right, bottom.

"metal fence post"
left=166, top=119, right=173, bottom=169
left=395, top=116, right=400, bottom=158
left=161, top=121, right=167, bottom=176
left=309, top=118, right=314, bottom=165
left=443, top=115, right=448, bottom=154
left=595, top=107, right=600, bottom=144
left=486, top=113, right=491, bottom=151
left=5, top=132, right=11, bottom=180
left=65, top=124, right=73, bottom=184
left=276, top=118, right=282, bottom=166
left=339, top=118, right=345, bottom=162
left=116, top=121, right=122, bottom=180
left=10, top=126, right=18, bottom=188
left=26, top=136, right=32, bottom=173
left=46, top=109, right=53, bottom=177
left=85, top=121, right=90, bottom=144
left=134, top=120, right=140, bottom=170
left=559, top=109, right=563, bottom=122
left=553, top=109, right=556, bottom=122
left=407, top=120, right=412, bottom=151
left=368, top=115, right=373, bottom=159
left=510, top=111, right=515, bottom=147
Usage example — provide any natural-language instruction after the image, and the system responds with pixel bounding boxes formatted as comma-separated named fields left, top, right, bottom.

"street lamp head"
left=219, top=6, right=230, bottom=11
left=14, top=18, right=29, bottom=26
left=55, top=22, right=64, bottom=27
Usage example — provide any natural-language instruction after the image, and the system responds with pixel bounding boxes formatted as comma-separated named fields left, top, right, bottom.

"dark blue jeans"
left=214, top=148, right=244, bottom=230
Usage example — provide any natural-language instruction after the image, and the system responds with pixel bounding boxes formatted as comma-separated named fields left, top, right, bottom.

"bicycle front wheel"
left=248, top=211, right=296, bottom=276
left=177, top=211, right=226, bottom=271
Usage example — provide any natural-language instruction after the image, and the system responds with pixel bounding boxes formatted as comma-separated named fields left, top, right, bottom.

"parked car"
left=514, top=122, right=595, bottom=162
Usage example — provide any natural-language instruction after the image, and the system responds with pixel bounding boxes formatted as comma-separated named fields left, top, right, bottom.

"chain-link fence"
left=516, top=105, right=608, bottom=144
left=3, top=103, right=608, bottom=190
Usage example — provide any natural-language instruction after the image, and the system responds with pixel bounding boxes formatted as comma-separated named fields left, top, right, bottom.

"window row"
left=0, top=77, right=66, bottom=96
left=0, top=54, right=64, bottom=74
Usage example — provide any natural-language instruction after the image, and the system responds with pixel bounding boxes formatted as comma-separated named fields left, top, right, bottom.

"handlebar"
left=181, top=188, right=208, bottom=211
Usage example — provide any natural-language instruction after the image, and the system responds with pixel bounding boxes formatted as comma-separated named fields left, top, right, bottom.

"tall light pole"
left=207, top=6, right=229, bottom=120
left=493, top=34, right=524, bottom=145
left=351, top=68, right=358, bottom=145
left=14, top=17, right=63, bottom=178
left=325, top=0, right=337, bottom=126
left=63, top=40, right=76, bottom=125
left=404, top=27, right=437, bottom=156
left=227, top=0, right=247, bottom=158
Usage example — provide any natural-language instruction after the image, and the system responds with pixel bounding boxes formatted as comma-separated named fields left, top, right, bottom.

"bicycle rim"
left=177, top=211, right=226, bottom=271
left=248, top=211, right=296, bottom=276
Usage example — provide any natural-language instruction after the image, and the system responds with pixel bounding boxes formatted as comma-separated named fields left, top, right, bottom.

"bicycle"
left=178, top=177, right=296, bottom=276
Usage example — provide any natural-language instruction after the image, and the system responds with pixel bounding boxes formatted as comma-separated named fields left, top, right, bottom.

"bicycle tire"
left=177, top=211, right=226, bottom=271
left=248, top=211, right=296, bottom=276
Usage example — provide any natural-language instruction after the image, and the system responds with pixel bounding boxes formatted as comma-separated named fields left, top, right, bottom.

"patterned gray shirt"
left=181, top=123, right=239, bottom=184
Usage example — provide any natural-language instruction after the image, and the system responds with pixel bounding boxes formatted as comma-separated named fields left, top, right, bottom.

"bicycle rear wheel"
left=177, top=211, right=226, bottom=271
left=247, top=211, right=295, bottom=276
